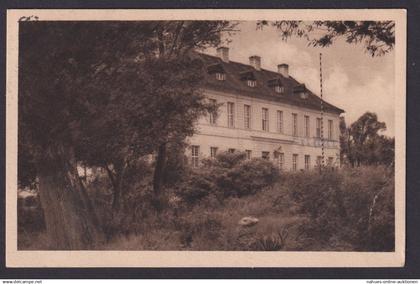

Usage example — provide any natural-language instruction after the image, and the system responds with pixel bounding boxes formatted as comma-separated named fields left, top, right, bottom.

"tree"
left=339, top=112, right=394, bottom=167
left=130, top=21, right=235, bottom=207
left=19, top=21, right=235, bottom=248
left=19, top=22, right=132, bottom=248
left=339, top=116, right=351, bottom=167
left=258, top=21, right=395, bottom=56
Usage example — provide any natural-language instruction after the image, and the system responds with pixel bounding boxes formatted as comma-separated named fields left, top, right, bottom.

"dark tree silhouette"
left=19, top=21, right=235, bottom=248
left=339, top=112, right=394, bottom=167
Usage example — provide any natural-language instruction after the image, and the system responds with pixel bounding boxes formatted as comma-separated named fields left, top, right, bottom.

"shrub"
left=284, top=166, right=394, bottom=251
left=178, top=170, right=218, bottom=203
left=220, top=158, right=279, bottom=197
left=251, top=232, right=286, bottom=251
left=178, top=151, right=279, bottom=203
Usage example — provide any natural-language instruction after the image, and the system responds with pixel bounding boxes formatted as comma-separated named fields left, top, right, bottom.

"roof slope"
left=197, top=52, right=344, bottom=114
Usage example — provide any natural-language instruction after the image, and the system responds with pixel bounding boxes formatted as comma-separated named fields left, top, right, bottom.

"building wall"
left=187, top=89, right=341, bottom=170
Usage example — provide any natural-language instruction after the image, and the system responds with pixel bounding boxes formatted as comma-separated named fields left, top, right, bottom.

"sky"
left=205, top=21, right=395, bottom=137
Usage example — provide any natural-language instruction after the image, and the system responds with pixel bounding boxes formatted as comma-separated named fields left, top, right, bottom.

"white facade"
left=187, top=89, right=341, bottom=171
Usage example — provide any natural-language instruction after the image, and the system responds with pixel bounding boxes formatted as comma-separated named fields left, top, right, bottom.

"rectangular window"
left=279, top=153, right=284, bottom=170
left=262, top=108, right=269, bottom=131
left=274, top=152, right=284, bottom=170
left=210, top=147, right=218, bottom=158
left=304, top=155, right=310, bottom=170
left=215, top=73, right=226, bottom=81
left=316, top=118, right=322, bottom=138
left=245, top=150, right=252, bottom=159
left=277, top=110, right=283, bottom=133
left=304, top=115, right=310, bottom=137
left=274, top=85, right=284, bottom=94
left=209, top=99, right=217, bottom=125
left=316, top=156, right=322, bottom=167
left=227, top=102, right=235, bottom=128
left=247, top=80, right=257, bottom=87
left=292, top=154, right=298, bottom=171
left=262, top=151, right=270, bottom=160
left=191, top=146, right=200, bottom=168
left=292, top=113, right=298, bottom=136
left=328, top=120, right=333, bottom=140
left=228, top=148, right=235, bottom=153
left=328, top=157, right=334, bottom=166
left=244, top=104, right=251, bottom=129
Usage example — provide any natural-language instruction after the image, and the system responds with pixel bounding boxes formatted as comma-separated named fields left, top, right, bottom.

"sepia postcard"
left=6, top=9, right=406, bottom=267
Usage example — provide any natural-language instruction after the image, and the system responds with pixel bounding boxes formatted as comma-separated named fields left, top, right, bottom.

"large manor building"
left=187, top=47, right=344, bottom=171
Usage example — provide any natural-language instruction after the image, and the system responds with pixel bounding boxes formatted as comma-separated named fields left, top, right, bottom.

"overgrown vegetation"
left=19, top=152, right=394, bottom=251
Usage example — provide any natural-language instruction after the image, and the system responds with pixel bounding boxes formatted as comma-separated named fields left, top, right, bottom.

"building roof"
left=197, top=52, right=344, bottom=114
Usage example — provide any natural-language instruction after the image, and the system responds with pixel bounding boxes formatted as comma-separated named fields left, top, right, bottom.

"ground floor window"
left=210, top=147, right=218, bottom=158
left=279, top=153, right=284, bottom=170
left=328, top=157, right=334, bottom=166
left=245, top=150, right=252, bottom=159
left=274, top=151, right=284, bottom=170
left=304, top=155, right=311, bottom=170
left=316, top=156, right=322, bottom=167
left=191, top=145, right=200, bottom=167
left=292, top=154, right=298, bottom=171
left=228, top=148, right=235, bottom=153
left=262, top=151, right=270, bottom=160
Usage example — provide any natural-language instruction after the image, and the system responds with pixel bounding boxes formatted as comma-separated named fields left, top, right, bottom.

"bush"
left=178, top=151, right=279, bottom=203
left=220, top=157, right=280, bottom=197
left=251, top=233, right=286, bottom=251
left=284, top=166, right=394, bottom=251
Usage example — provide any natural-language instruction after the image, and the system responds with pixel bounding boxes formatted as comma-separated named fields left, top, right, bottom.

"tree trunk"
left=152, top=143, right=167, bottom=208
left=37, top=147, right=102, bottom=250
left=105, top=163, right=127, bottom=213
left=111, top=175, right=121, bottom=212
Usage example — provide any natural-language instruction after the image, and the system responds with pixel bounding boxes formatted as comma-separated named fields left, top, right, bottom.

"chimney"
left=278, top=64, right=289, bottom=78
left=217, top=47, right=229, bottom=63
left=249, top=55, right=261, bottom=71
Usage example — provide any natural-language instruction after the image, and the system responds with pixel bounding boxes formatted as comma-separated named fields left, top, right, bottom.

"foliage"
left=285, top=166, right=394, bottom=251
left=258, top=21, right=395, bottom=56
left=340, top=112, right=394, bottom=167
left=366, top=183, right=395, bottom=251
left=161, top=141, right=190, bottom=186
left=18, top=21, right=237, bottom=247
left=251, top=232, right=286, bottom=251
left=178, top=151, right=279, bottom=203
left=19, top=20, right=235, bottom=190
left=285, top=170, right=346, bottom=243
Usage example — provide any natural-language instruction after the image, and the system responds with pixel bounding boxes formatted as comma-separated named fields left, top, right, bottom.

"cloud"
left=323, top=66, right=395, bottom=136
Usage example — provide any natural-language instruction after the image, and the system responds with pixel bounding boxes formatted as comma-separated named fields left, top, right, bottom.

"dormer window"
left=267, top=78, right=284, bottom=94
left=293, top=84, right=309, bottom=99
left=240, top=70, right=257, bottom=88
left=274, top=85, right=284, bottom=94
left=300, top=92, right=309, bottom=99
left=215, top=72, right=226, bottom=81
left=247, top=80, right=257, bottom=87
left=207, top=63, right=225, bottom=80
